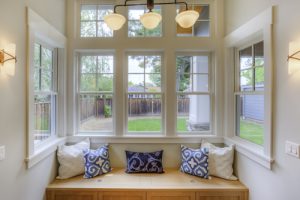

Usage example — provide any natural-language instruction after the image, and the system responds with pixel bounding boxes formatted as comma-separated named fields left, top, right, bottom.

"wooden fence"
left=80, top=97, right=190, bottom=121
left=34, top=98, right=191, bottom=128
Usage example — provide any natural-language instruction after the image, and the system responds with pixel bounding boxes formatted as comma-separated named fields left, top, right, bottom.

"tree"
left=241, top=58, right=264, bottom=87
left=176, top=56, right=191, bottom=91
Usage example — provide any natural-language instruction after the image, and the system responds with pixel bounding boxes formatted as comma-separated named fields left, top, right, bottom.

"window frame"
left=68, top=0, right=223, bottom=143
left=26, top=8, right=67, bottom=168
left=77, top=52, right=116, bottom=135
left=224, top=7, right=274, bottom=169
left=175, top=52, right=214, bottom=135
left=125, top=51, right=165, bottom=136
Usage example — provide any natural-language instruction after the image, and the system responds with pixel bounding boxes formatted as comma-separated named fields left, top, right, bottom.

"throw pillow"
left=83, top=144, right=111, bottom=179
left=180, top=145, right=209, bottom=179
left=125, top=150, right=164, bottom=173
left=57, top=138, right=90, bottom=179
left=201, top=141, right=237, bottom=180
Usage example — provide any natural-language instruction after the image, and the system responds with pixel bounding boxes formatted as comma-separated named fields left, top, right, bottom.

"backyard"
left=128, top=118, right=264, bottom=146
left=239, top=119, right=264, bottom=145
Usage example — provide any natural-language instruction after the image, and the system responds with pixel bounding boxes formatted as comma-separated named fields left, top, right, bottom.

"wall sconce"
left=288, top=50, right=300, bottom=61
left=0, top=43, right=17, bottom=76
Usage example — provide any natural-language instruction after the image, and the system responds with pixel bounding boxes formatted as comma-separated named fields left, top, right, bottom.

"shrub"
left=104, top=105, right=112, bottom=118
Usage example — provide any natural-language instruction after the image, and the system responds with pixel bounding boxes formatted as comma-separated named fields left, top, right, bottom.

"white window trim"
left=224, top=7, right=274, bottom=169
left=68, top=0, right=223, bottom=140
left=26, top=8, right=67, bottom=168
left=77, top=51, right=116, bottom=135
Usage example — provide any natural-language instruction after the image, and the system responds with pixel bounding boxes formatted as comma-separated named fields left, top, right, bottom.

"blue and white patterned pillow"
left=83, top=144, right=111, bottom=179
left=125, top=150, right=164, bottom=173
left=180, top=145, right=209, bottom=179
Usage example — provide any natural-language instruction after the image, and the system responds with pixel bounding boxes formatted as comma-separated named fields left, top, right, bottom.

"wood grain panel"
left=196, top=191, right=248, bottom=200
left=99, top=191, right=146, bottom=200
left=47, top=191, right=98, bottom=200
left=147, top=191, right=195, bottom=200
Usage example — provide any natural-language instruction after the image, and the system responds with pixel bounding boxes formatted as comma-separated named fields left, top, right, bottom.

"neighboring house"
left=241, top=85, right=264, bottom=122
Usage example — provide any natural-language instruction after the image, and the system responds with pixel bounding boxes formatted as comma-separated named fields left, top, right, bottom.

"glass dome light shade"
left=104, top=13, right=126, bottom=30
left=175, top=10, right=199, bottom=28
left=140, top=12, right=162, bottom=30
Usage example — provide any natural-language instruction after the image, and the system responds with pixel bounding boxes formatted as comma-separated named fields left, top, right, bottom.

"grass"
left=128, top=118, right=187, bottom=132
left=128, top=117, right=264, bottom=145
left=239, top=119, right=264, bottom=145
left=35, top=117, right=50, bottom=131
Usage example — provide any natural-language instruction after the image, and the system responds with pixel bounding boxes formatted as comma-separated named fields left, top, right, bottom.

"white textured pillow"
left=57, top=138, right=90, bottom=179
left=201, top=141, right=237, bottom=180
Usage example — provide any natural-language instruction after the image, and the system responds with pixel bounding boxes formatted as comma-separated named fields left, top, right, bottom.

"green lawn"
left=128, top=118, right=187, bottom=132
left=239, top=119, right=264, bottom=145
left=128, top=117, right=264, bottom=145
left=35, top=117, right=50, bottom=131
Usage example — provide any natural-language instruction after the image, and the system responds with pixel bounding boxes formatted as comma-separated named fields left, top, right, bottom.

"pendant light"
left=104, top=0, right=199, bottom=30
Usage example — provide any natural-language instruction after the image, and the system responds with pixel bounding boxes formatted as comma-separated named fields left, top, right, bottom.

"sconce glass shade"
left=175, top=10, right=199, bottom=28
left=3, top=43, right=16, bottom=76
left=104, top=13, right=126, bottom=30
left=140, top=12, right=162, bottom=29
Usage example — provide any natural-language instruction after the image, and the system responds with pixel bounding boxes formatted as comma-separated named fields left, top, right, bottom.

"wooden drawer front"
left=196, top=191, right=248, bottom=200
left=47, top=191, right=98, bottom=200
left=99, top=191, right=146, bottom=200
left=147, top=191, right=195, bottom=200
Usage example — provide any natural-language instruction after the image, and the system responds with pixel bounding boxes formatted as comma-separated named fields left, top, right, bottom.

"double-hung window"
left=176, top=54, right=212, bottom=134
left=235, top=41, right=264, bottom=145
left=80, top=5, right=113, bottom=37
left=33, top=43, right=57, bottom=146
left=78, top=54, right=114, bottom=134
left=127, top=54, right=163, bottom=134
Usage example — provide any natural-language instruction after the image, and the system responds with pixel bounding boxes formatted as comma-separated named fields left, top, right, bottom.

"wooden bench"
left=46, top=168, right=248, bottom=200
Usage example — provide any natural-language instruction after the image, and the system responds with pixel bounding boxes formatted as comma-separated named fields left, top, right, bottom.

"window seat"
left=46, top=168, right=248, bottom=200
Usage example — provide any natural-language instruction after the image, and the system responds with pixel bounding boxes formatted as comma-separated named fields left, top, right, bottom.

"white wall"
left=225, top=0, right=300, bottom=199
left=0, top=0, right=65, bottom=200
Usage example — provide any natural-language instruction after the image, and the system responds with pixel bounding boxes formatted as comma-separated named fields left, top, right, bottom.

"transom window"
left=80, top=5, right=113, bottom=37
left=127, top=54, right=162, bottom=133
left=33, top=43, right=57, bottom=145
left=176, top=5, right=210, bottom=37
left=176, top=54, right=211, bottom=133
left=128, top=6, right=162, bottom=37
left=235, top=41, right=264, bottom=145
left=79, top=55, right=114, bottom=133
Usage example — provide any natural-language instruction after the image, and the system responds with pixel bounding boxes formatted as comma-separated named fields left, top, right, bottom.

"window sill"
left=224, top=136, right=274, bottom=169
left=25, top=137, right=66, bottom=169
left=68, top=135, right=224, bottom=144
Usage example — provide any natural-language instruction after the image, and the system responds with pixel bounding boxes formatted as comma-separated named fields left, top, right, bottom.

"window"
left=177, top=5, right=210, bottom=37
left=176, top=54, right=212, bottom=133
left=33, top=43, right=57, bottom=146
left=80, top=5, right=113, bottom=37
left=79, top=54, right=114, bottom=134
left=27, top=8, right=67, bottom=168
left=235, top=41, right=264, bottom=145
left=128, top=6, right=162, bottom=37
left=127, top=54, right=162, bottom=133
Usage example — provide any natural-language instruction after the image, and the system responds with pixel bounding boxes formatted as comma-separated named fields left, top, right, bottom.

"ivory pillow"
left=57, top=138, right=90, bottom=179
left=201, top=141, right=237, bottom=180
